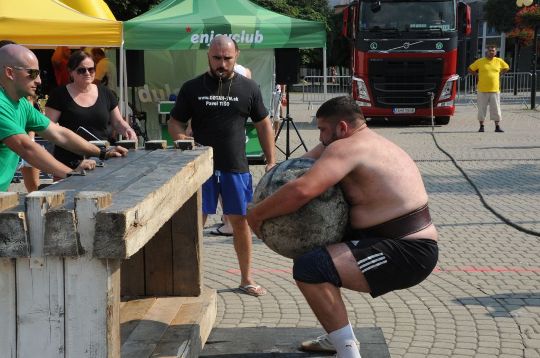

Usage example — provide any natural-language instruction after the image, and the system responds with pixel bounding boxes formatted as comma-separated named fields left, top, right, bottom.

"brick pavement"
left=203, top=101, right=540, bottom=357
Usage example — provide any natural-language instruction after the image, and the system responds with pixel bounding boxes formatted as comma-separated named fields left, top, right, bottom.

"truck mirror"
left=457, top=2, right=471, bottom=36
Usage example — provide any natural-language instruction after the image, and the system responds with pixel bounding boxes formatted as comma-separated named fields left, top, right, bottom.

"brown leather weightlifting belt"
left=348, top=203, right=432, bottom=240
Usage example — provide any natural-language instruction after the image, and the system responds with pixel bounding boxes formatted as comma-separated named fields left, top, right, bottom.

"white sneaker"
left=300, top=334, right=336, bottom=352
left=301, top=334, right=361, bottom=354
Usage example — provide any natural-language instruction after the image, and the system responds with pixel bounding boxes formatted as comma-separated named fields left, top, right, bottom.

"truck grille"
left=368, top=58, right=443, bottom=108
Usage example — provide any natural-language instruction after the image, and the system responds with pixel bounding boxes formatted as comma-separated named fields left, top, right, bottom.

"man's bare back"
left=303, top=124, right=437, bottom=242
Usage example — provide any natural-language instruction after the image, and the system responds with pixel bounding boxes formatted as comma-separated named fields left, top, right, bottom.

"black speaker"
left=126, top=50, right=145, bottom=87
left=275, top=48, right=299, bottom=84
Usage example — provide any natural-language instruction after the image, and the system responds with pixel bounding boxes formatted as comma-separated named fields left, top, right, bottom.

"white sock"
left=327, top=324, right=361, bottom=358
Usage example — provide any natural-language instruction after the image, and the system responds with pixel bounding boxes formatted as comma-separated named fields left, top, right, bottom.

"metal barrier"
left=291, top=72, right=538, bottom=109
left=456, top=72, right=533, bottom=107
left=291, top=75, right=352, bottom=107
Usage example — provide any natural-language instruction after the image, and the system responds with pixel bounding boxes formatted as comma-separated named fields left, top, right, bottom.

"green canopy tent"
left=123, top=0, right=326, bottom=50
left=121, top=0, right=327, bottom=159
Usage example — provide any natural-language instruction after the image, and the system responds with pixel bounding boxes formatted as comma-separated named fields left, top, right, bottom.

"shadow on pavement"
left=454, top=292, right=540, bottom=317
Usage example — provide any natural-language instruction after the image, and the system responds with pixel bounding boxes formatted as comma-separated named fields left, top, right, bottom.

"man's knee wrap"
left=292, top=247, right=342, bottom=286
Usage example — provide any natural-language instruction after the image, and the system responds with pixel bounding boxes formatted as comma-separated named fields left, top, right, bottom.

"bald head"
left=209, top=35, right=237, bottom=51
left=0, top=44, right=41, bottom=100
left=0, top=44, right=38, bottom=69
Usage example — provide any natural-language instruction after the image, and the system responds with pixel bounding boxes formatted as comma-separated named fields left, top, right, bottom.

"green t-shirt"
left=0, top=89, right=50, bottom=191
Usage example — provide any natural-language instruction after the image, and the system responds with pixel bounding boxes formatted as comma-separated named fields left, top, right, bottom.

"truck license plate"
left=393, top=108, right=415, bottom=114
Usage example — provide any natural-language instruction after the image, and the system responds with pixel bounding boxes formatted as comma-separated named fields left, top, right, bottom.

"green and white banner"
left=124, top=0, right=326, bottom=50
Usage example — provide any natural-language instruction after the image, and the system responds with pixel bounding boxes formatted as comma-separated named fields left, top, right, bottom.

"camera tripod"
left=274, top=87, right=308, bottom=159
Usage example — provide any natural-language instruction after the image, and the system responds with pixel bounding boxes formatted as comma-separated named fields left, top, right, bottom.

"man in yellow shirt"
left=468, top=45, right=509, bottom=132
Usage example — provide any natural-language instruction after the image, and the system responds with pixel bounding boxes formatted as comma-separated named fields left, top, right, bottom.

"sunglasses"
left=76, top=67, right=96, bottom=75
left=9, top=66, right=41, bottom=80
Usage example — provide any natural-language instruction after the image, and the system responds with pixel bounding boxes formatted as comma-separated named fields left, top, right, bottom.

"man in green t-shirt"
left=0, top=44, right=128, bottom=191
left=468, top=45, right=509, bottom=133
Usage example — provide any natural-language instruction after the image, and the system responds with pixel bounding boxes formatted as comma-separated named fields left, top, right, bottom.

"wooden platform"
left=0, top=147, right=214, bottom=357
left=121, top=288, right=217, bottom=358
left=201, top=327, right=390, bottom=357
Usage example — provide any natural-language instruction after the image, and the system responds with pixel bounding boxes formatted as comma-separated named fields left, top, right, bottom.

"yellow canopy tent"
left=0, top=0, right=121, bottom=47
left=0, top=0, right=128, bottom=114
left=58, top=0, right=116, bottom=21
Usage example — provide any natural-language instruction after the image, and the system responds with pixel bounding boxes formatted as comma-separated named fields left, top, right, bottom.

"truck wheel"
left=435, top=116, right=450, bottom=125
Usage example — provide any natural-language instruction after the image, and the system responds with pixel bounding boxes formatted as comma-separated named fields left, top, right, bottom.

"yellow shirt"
left=469, top=57, right=509, bottom=92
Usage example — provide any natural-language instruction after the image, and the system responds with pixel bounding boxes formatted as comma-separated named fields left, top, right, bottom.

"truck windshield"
left=359, top=0, right=456, bottom=32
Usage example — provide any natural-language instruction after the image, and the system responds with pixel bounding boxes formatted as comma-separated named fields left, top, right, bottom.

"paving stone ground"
left=203, top=100, right=540, bottom=357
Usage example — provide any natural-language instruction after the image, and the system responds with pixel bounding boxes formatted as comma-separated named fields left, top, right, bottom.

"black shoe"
left=495, top=126, right=504, bottom=133
left=478, top=126, right=485, bottom=132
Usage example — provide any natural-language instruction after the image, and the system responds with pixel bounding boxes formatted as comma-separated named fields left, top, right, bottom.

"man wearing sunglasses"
left=0, top=44, right=128, bottom=192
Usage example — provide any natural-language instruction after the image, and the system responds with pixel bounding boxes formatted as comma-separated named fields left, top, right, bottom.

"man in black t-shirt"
left=169, top=35, right=276, bottom=297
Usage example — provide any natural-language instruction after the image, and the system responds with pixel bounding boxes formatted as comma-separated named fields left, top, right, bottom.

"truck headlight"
left=439, top=75, right=459, bottom=101
left=353, top=76, right=370, bottom=102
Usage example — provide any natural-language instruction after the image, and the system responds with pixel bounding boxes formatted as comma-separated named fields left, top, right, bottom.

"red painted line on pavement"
left=434, top=266, right=540, bottom=273
left=225, top=266, right=540, bottom=275
left=226, top=268, right=292, bottom=275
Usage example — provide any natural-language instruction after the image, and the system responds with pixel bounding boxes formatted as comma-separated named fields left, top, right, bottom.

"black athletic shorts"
left=346, top=237, right=438, bottom=298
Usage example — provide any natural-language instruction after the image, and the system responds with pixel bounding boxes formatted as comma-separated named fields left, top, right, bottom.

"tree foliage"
left=104, top=0, right=162, bottom=21
left=104, top=0, right=339, bottom=67
left=250, top=0, right=336, bottom=67
left=484, top=0, right=519, bottom=33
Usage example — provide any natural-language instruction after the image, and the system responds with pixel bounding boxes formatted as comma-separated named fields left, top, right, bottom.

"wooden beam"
left=0, top=193, right=27, bottom=258
left=94, top=148, right=213, bottom=259
left=0, top=192, right=19, bottom=211
left=121, top=297, right=184, bottom=358
left=64, top=191, right=121, bottom=358
left=16, top=191, right=65, bottom=357
left=172, top=190, right=203, bottom=296
left=0, top=258, right=16, bottom=357
left=144, top=220, right=174, bottom=296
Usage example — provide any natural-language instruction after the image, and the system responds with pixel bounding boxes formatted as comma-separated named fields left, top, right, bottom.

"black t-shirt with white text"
left=170, top=72, right=268, bottom=173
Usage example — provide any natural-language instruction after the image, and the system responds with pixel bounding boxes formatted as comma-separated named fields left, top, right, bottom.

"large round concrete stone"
left=253, top=158, right=349, bottom=259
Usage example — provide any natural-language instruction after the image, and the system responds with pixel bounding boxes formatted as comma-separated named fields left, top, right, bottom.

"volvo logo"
left=369, top=42, right=378, bottom=50
left=402, top=42, right=410, bottom=49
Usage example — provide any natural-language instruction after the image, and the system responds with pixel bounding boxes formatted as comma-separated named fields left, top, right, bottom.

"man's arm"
left=168, top=117, right=193, bottom=140
left=38, top=122, right=128, bottom=158
left=253, top=117, right=276, bottom=171
left=247, top=143, right=354, bottom=236
left=2, top=134, right=94, bottom=178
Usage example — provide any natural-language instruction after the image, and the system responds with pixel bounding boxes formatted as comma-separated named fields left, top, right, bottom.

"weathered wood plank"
left=145, top=140, right=167, bottom=150
left=0, top=258, right=16, bottom=357
left=121, top=297, right=184, bottom=358
left=0, top=210, right=28, bottom=257
left=94, top=148, right=213, bottom=259
left=145, top=220, right=173, bottom=296
left=120, top=297, right=157, bottom=344
left=152, top=288, right=217, bottom=358
left=44, top=209, right=80, bottom=256
left=0, top=192, right=19, bottom=211
left=121, top=248, right=146, bottom=297
left=16, top=191, right=66, bottom=358
left=172, top=190, right=203, bottom=296
left=47, top=150, right=152, bottom=192
left=64, top=192, right=121, bottom=358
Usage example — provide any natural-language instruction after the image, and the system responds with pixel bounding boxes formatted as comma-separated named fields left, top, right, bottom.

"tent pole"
left=119, top=41, right=125, bottom=116
left=123, top=48, right=129, bottom=122
left=323, top=46, right=327, bottom=98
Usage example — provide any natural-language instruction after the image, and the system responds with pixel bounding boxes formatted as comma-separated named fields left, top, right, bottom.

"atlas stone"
left=253, top=158, right=349, bottom=259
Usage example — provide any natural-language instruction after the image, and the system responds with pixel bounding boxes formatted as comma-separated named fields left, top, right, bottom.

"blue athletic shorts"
left=202, top=170, right=253, bottom=216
